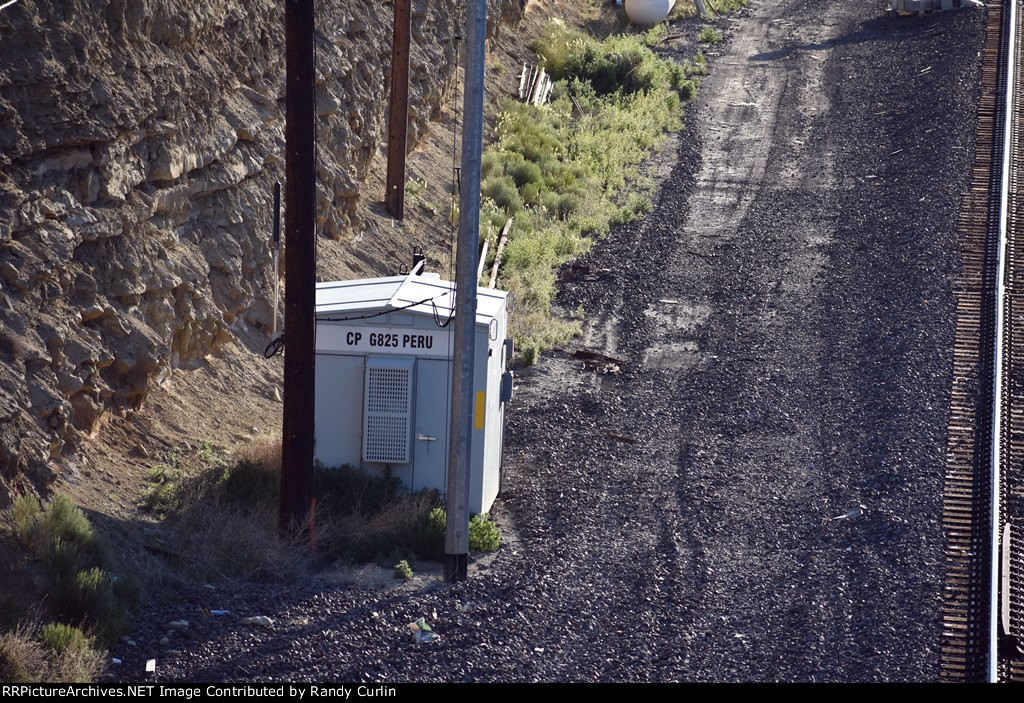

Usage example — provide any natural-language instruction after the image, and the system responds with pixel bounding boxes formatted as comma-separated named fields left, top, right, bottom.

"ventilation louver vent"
left=362, top=359, right=414, bottom=463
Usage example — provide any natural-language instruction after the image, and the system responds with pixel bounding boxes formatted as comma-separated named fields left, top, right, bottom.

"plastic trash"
left=209, top=610, right=229, bottom=617
left=111, top=658, right=122, bottom=666
left=145, top=659, right=156, bottom=673
left=408, top=617, right=439, bottom=644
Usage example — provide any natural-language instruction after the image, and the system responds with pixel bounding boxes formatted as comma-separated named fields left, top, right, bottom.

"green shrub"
left=66, top=569, right=116, bottom=623
left=11, top=495, right=40, bottom=545
left=34, top=495, right=96, bottom=554
left=521, top=182, right=541, bottom=206
left=38, top=623, right=100, bottom=683
left=644, top=23, right=667, bottom=47
left=507, top=156, right=544, bottom=189
left=481, top=151, right=500, bottom=180
left=427, top=507, right=446, bottom=536
left=422, top=509, right=501, bottom=553
left=521, top=342, right=541, bottom=366
left=393, top=559, right=414, bottom=580
left=39, top=623, right=89, bottom=654
left=24, top=497, right=116, bottom=633
left=469, top=514, right=501, bottom=553
left=483, top=175, right=523, bottom=214
left=698, top=26, right=723, bottom=44
left=139, top=464, right=179, bottom=514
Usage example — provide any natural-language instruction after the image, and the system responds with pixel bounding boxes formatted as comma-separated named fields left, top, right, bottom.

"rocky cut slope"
left=0, top=0, right=523, bottom=503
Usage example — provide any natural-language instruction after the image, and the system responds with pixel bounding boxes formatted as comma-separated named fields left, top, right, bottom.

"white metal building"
left=314, top=272, right=513, bottom=514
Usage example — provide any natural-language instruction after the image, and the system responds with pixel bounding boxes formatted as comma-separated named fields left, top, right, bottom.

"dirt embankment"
left=0, top=0, right=522, bottom=508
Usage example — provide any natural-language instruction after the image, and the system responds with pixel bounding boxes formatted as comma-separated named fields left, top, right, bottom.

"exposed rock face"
left=0, top=0, right=524, bottom=502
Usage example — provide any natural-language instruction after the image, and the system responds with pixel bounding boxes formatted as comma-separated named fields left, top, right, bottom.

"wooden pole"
left=280, top=0, right=316, bottom=534
left=488, top=217, right=512, bottom=288
left=385, top=0, right=412, bottom=218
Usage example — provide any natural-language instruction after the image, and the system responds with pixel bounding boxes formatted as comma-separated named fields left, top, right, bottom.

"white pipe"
left=990, top=0, right=1017, bottom=684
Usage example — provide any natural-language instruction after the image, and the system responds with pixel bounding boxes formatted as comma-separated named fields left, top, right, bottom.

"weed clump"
left=426, top=509, right=501, bottom=553
left=469, top=514, right=501, bottom=553
left=698, top=25, right=723, bottom=44
left=393, top=559, right=414, bottom=580
left=484, top=23, right=705, bottom=360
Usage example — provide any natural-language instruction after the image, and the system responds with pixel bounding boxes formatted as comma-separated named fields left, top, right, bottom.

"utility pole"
left=280, top=0, right=316, bottom=534
left=445, top=0, right=486, bottom=583
left=385, top=0, right=412, bottom=219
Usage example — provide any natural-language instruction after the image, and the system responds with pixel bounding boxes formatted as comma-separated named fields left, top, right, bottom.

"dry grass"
left=141, top=436, right=449, bottom=576
left=0, top=621, right=103, bottom=683
left=237, top=436, right=282, bottom=473
left=322, top=491, right=444, bottom=564
left=142, top=437, right=311, bottom=582
left=168, top=502, right=311, bottom=583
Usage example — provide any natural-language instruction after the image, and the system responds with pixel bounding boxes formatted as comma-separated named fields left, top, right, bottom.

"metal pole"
left=272, top=181, right=281, bottom=336
left=385, top=0, right=412, bottom=219
left=280, top=0, right=316, bottom=534
left=694, top=0, right=707, bottom=19
left=445, top=0, right=486, bottom=583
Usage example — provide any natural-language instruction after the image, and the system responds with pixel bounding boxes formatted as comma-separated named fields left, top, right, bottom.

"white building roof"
left=316, top=273, right=508, bottom=326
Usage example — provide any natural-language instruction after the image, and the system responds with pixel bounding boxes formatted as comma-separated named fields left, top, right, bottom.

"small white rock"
left=240, top=615, right=274, bottom=628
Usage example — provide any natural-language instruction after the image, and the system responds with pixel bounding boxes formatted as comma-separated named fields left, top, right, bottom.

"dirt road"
left=116, top=0, right=985, bottom=681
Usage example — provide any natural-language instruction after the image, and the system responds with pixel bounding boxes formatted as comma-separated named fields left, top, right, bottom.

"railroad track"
left=941, top=0, right=1024, bottom=683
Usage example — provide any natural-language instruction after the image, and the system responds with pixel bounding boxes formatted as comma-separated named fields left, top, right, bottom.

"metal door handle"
left=416, top=434, right=437, bottom=442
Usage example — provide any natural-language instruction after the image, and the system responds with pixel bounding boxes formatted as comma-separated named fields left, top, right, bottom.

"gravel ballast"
left=111, top=0, right=986, bottom=682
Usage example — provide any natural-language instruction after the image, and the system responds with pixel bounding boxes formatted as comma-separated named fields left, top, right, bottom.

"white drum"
left=624, top=0, right=677, bottom=26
